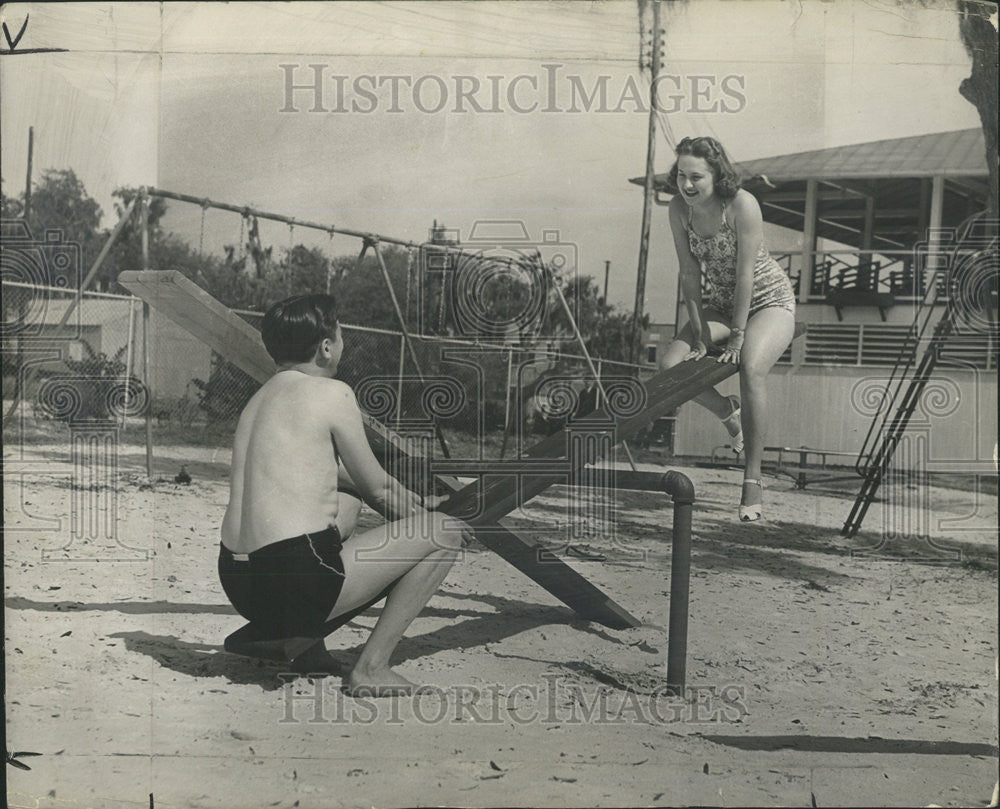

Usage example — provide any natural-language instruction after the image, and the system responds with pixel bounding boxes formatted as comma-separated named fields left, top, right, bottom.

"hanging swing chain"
left=325, top=227, right=336, bottom=293
left=404, top=247, right=414, bottom=328
left=198, top=198, right=210, bottom=254
left=237, top=212, right=247, bottom=265
left=241, top=208, right=253, bottom=261
left=437, top=252, right=448, bottom=333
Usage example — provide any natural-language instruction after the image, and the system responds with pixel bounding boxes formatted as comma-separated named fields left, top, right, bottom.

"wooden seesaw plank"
left=441, top=357, right=736, bottom=526
left=425, top=359, right=734, bottom=627
left=459, top=521, right=641, bottom=628
left=119, top=270, right=277, bottom=380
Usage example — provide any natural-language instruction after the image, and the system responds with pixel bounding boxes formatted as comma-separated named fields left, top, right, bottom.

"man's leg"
left=285, top=488, right=366, bottom=671
left=331, top=511, right=465, bottom=694
left=336, top=491, right=363, bottom=539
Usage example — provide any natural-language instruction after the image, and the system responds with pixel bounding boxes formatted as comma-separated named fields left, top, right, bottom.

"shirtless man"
left=219, top=293, right=471, bottom=696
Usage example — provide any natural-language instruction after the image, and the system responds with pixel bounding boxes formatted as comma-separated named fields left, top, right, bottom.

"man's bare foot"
left=344, top=665, right=418, bottom=698
left=290, top=641, right=342, bottom=675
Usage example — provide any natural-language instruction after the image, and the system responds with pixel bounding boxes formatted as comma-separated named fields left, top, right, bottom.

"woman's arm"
left=722, top=190, right=764, bottom=362
left=668, top=198, right=710, bottom=348
left=322, top=380, right=424, bottom=521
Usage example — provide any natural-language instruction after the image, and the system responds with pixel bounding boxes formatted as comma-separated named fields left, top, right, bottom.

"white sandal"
left=739, top=478, right=764, bottom=522
left=721, top=395, right=744, bottom=455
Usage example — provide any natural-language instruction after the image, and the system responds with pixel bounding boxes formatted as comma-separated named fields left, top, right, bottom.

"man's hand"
left=457, top=519, right=476, bottom=548
left=411, top=494, right=474, bottom=546
left=421, top=493, right=450, bottom=511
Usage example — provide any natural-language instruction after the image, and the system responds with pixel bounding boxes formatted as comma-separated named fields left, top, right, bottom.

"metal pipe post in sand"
left=662, top=470, right=694, bottom=696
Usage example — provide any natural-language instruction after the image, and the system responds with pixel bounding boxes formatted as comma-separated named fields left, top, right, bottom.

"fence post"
left=395, top=331, right=405, bottom=428
left=498, top=347, right=514, bottom=460
left=122, top=297, right=137, bottom=429
left=140, top=192, right=153, bottom=479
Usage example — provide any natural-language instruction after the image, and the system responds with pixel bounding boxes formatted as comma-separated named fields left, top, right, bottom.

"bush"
left=191, top=358, right=259, bottom=423
left=37, top=342, right=145, bottom=423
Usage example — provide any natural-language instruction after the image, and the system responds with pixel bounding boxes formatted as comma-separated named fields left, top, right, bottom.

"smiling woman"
left=659, top=136, right=796, bottom=523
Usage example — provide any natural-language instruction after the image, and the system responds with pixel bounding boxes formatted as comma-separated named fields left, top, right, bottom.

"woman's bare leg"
left=659, top=310, right=736, bottom=420
left=738, top=307, right=795, bottom=507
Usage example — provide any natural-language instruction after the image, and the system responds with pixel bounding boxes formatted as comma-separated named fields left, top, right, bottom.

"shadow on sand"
left=6, top=591, right=590, bottom=690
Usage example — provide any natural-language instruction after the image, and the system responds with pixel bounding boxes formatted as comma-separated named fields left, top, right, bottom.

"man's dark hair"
left=261, top=294, right=339, bottom=364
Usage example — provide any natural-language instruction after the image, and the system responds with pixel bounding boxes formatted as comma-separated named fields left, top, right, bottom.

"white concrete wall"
left=28, top=296, right=213, bottom=400
left=675, top=364, right=997, bottom=466
left=146, top=309, right=214, bottom=401
left=670, top=297, right=997, bottom=465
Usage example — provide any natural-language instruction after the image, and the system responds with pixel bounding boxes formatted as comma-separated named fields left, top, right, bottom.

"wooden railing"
left=699, top=249, right=940, bottom=301
left=759, top=247, right=996, bottom=303
left=772, top=249, right=938, bottom=300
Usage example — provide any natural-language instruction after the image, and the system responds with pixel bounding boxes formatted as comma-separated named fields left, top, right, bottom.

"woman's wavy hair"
left=666, top=136, right=741, bottom=202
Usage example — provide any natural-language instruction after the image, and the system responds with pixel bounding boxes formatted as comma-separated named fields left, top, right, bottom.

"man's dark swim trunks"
left=218, top=526, right=346, bottom=637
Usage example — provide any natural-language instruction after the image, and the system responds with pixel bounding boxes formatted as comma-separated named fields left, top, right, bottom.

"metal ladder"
left=841, top=213, right=994, bottom=538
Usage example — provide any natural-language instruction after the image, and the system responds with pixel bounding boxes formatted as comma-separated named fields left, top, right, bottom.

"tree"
left=20, top=169, right=104, bottom=281
left=1, top=170, right=108, bottom=287
left=543, top=272, right=646, bottom=364
left=100, top=186, right=170, bottom=290
left=1, top=180, right=23, bottom=219
left=333, top=244, right=414, bottom=331
left=957, top=0, right=999, bottom=217
left=267, top=244, right=331, bottom=301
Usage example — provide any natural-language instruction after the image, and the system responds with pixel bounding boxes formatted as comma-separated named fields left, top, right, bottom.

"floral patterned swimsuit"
left=687, top=204, right=795, bottom=320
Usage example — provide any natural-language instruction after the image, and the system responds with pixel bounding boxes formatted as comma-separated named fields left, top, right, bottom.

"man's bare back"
left=222, top=370, right=346, bottom=554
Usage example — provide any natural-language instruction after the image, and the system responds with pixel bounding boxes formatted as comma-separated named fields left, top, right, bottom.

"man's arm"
left=322, top=379, right=424, bottom=521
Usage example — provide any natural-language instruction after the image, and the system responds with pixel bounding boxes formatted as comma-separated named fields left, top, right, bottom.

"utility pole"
left=24, top=126, right=34, bottom=221
left=603, top=260, right=610, bottom=304
left=632, top=0, right=662, bottom=364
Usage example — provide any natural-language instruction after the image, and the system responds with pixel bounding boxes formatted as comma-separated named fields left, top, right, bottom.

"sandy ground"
left=4, top=438, right=998, bottom=809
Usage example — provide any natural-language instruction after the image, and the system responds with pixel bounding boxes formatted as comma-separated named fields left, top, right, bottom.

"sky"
left=0, top=0, right=986, bottom=321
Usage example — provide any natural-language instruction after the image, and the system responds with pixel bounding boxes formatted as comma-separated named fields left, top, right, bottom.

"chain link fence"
left=3, top=280, right=665, bottom=461
left=2, top=280, right=213, bottom=443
